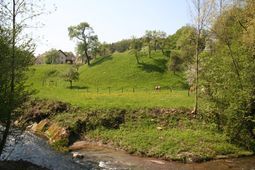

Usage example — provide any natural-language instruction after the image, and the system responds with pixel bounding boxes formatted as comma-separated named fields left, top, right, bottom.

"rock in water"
left=150, top=160, right=165, bottom=165
left=72, top=152, right=84, bottom=159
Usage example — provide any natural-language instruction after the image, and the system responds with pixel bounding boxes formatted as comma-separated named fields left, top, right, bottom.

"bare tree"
left=189, top=0, right=215, bottom=114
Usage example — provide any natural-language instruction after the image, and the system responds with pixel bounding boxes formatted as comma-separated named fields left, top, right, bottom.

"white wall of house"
left=57, top=53, right=66, bottom=64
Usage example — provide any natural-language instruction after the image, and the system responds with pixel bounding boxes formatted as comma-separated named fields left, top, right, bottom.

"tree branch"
left=0, top=3, right=13, bottom=15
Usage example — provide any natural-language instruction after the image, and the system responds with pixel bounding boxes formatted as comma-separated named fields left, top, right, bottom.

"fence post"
left=169, top=87, right=172, bottom=93
left=133, top=88, right=135, bottom=93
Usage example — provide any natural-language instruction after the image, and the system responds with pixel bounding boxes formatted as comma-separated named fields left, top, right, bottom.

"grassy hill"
left=28, top=51, right=192, bottom=108
left=25, top=52, right=252, bottom=160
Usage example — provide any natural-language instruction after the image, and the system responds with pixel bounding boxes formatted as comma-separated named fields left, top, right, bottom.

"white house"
left=57, top=50, right=76, bottom=64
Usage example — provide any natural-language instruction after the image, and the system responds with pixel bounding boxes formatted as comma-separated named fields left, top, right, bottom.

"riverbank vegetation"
left=18, top=99, right=252, bottom=163
left=0, top=0, right=44, bottom=157
left=0, top=0, right=254, bottom=165
left=24, top=0, right=255, bottom=162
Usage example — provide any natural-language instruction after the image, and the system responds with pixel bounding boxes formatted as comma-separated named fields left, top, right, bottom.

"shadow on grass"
left=90, top=55, right=113, bottom=67
left=67, top=86, right=88, bottom=90
left=138, top=58, right=168, bottom=73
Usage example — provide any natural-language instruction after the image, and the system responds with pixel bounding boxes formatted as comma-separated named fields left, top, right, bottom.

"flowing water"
left=1, top=131, right=255, bottom=170
left=72, top=141, right=255, bottom=170
left=1, top=131, right=98, bottom=170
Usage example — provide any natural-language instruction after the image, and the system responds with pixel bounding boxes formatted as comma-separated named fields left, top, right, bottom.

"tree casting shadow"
left=138, top=58, right=168, bottom=73
left=67, top=86, right=88, bottom=90
left=90, top=55, right=113, bottom=67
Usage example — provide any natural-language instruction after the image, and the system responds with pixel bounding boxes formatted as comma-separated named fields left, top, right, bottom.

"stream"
left=1, top=131, right=255, bottom=170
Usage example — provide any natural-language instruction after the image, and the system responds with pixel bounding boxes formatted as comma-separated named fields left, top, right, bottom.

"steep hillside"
left=30, top=51, right=188, bottom=90
left=27, top=51, right=192, bottom=109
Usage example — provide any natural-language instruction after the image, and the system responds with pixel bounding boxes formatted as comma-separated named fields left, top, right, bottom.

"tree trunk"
left=135, top=51, right=140, bottom=64
left=0, top=118, right=11, bottom=156
left=194, top=0, right=200, bottom=115
left=226, top=43, right=243, bottom=89
left=85, top=50, right=90, bottom=66
left=0, top=0, right=16, bottom=156
left=70, top=81, right=73, bottom=89
left=161, top=48, right=165, bottom=56
left=148, top=45, right=151, bottom=58
left=83, top=39, right=90, bottom=66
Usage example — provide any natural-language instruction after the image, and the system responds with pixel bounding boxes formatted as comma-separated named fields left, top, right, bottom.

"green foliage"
left=175, top=26, right=197, bottom=66
left=0, top=33, right=11, bottom=121
left=26, top=51, right=191, bottom=109
left=20, top=99, right=252, bottom=161
left=22, top=99, right=246, bottom=161
left=63, top=66, right=79, bottom=88
left=130, top=37, right=143, bottom=64
left=29, top=51, right=187, bottom=90
left=51, top=139, right=69, bottom=152
left=200, top=1, right=255, bottom=151
left=43, top=49, right=60, bottom=64
left=98, top=42, right=111, bottom=56
left=84, top=109, right=250, bottom=161
left=167, top=50, right=183, bottom=74
left=0, top=0, right=41, bottom=156
left=109, top=39, right=133, bottom=53
left=68, top=22, right=98, bottom=65
left=0, top=41, right=34, bottom=121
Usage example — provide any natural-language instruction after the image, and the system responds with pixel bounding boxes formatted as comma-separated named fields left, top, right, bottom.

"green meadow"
left=28, top=51, right=192, bottom=109
left=26, top=51, right=252, bottom=161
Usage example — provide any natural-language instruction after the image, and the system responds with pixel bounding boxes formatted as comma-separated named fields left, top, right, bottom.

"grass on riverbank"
left=45, top=104, right=252, bottom=162
left=87, top=125, right=249, bottom=162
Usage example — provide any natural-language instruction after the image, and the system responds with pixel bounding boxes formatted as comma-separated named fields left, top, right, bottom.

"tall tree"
left=190, top=0, right=214, bottom=114
left=130, top=37, right=143, bottom=64
left=156, top=31, right=168, bottom=55
left=144, top=31, right=153, bottom=58
left=99, top=42, right=110, bottom=56
left=200, top=0, right=255, bottom=150
left=143, top=30, right=167, bottom=56
left=176, top=26, right=198, bottom=66
left=167, top=50, right=183, bottom=74
left=0, top=0, right=42, bottom=156
left=68, top=22, right=98, bottom=65
left=89, top=37, right=100, bottom=59
left=153, top=31, right=167, bottom=51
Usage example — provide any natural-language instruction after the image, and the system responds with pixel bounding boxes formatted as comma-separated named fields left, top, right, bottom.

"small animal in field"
left=155, top=86, right=161, bottom=91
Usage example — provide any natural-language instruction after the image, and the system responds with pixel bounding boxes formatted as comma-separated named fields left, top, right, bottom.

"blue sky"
left=34, top=0, right=191, bottom=55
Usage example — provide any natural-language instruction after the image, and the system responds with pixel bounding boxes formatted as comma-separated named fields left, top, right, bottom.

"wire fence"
left=41, top=79, right=191, bottom=95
